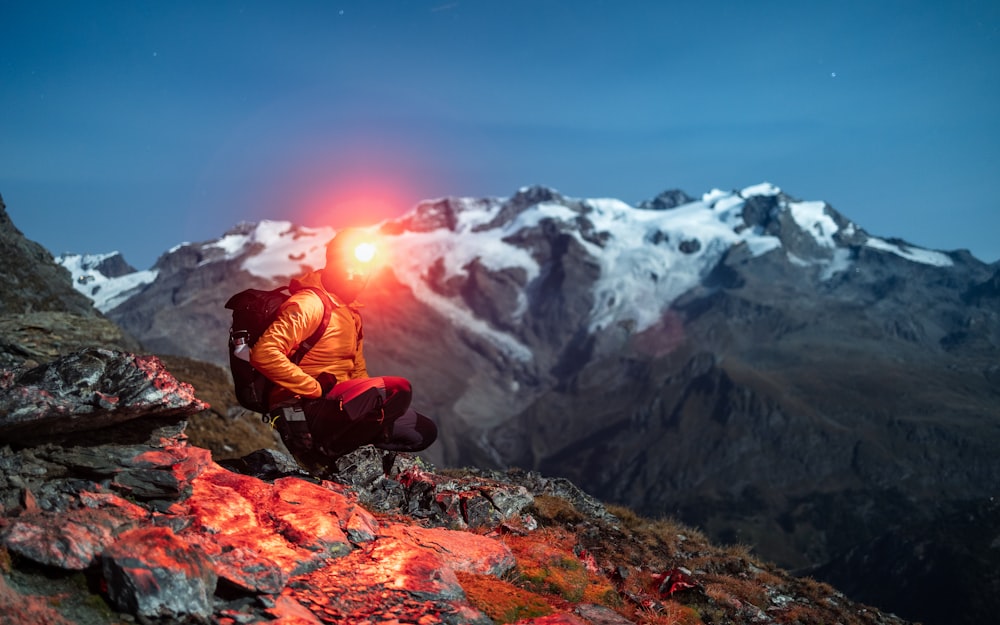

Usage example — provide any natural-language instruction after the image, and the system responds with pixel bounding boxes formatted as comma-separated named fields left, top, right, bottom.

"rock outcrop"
left=0, top=194, right=144, bottom=372
left=0, top=310, right=143, bottom=370
left=0, top=347, right=206, bottom=445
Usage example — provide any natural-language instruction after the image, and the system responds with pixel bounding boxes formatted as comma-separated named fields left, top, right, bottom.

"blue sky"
left=2, top=1, right=998, bottom=269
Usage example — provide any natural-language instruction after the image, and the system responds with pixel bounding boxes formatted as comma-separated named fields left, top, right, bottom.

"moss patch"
left=506, top=528, right=620, bottom=608
left=456, top=571, right=552, bottom=623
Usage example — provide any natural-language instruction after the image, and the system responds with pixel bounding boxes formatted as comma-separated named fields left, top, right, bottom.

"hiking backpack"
left=224, top=286, right=332, bottom=414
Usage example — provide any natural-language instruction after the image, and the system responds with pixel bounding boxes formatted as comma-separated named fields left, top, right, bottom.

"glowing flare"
left=354, top=242, right=376, bottom=263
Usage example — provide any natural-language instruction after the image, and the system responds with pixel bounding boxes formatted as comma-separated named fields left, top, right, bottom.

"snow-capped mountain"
left=57, top=182, right=1000, bottom=616
left=61, top=181, right=964, bottom=360
left=57, top=251, right=157, bottom=313
left=373, top=182, right=958, bottom=360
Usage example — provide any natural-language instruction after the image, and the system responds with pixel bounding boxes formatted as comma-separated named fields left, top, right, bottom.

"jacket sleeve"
left=349, top=335, right=369, bottom=379
left=249, top=293, right=324, bottom=399
left=347, top=308, right=369, bottom=379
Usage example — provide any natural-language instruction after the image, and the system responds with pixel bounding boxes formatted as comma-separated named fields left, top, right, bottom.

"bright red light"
left=297, top=175, right=419, bottom=232
left=353, top=242, right=376, bottom=263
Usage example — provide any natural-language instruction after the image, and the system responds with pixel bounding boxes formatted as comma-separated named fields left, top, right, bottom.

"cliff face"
left=0, top=194, right=98, bottom=317
left=0, top=348, right=914, bottom=625
left=0, top=195, right=143, bottom=369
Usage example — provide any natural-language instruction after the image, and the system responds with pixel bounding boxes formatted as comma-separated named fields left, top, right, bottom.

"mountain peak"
left=0, top=195, right=99, bottom=317
left=510, top=184, right=564, bottom=206
left=637, top=188, right=695, bottom=211
left=57, top=251, right=158, bottom=313
left=383, top=197, right=486, bottom=234
left=738, top=181, right=783, bottom=198
left=58, top=251, right=136, bottom=278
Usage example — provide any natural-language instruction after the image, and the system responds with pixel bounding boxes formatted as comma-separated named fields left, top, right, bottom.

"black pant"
left=305, top=376, right=437, bottom=458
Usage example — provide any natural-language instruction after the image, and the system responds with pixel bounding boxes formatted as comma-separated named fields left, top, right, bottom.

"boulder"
left=102, top=526, right=217, bottom=619
left=0, top=348, right=207, bottom=445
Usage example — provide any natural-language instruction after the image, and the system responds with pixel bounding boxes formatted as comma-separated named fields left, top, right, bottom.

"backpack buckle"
left=282, top=404, right=307, bottom=422
left=263, top=403, right=306, bottom=428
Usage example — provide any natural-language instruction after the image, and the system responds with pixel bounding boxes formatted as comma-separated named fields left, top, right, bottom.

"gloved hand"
left=315, top=372, right=338, bottom=397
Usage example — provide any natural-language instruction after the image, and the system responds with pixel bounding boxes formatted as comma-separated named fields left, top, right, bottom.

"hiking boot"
left=381, top=451, right=398, bottom=476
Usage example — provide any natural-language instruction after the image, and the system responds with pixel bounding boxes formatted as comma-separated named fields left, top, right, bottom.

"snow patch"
left=505, top=202, right=579, bottom=234
left=57, top=253, right=158, bottom=313
left=741, top=182, right=781, bottom=197
left=702, top=188, right=730, bottom=205
left=865, top=237, right=953, bottom=267
left=224, top=220, right=336, bottom=279
left=208, top=232, right=251, bottom=257
left=454, top=198, right=503, bottom=230
left=821, top=248, right=853, bottom=280
left=745, top=237, right=783, bottom=257
left=94, top=270, right=160, bottom=312
left=389, top=222, right=538, bottom=361
left=575, top=191, right=783, bottom=332
left=789, top=201, right=839, bottom=248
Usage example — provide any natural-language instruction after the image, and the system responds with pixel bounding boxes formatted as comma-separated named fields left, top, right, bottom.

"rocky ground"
left=0, top=347, right=914, bottom=625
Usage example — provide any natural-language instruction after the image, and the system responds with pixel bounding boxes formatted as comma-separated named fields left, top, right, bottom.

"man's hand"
left=316, top=372, right=338, bottom=397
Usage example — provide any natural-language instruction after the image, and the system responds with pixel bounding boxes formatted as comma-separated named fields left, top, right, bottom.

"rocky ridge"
left=0, top=347, right=912, bottom=625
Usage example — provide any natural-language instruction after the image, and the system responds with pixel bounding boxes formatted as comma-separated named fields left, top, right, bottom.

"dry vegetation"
left=156, top=354, right=285, bottom=460
left=453, top=498, right=906, bottom=625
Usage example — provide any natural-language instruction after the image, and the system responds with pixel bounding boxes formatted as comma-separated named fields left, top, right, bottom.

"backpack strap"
left=289, top=286, right=333, bottom=364
left=273, top=287, right=333, bottom=464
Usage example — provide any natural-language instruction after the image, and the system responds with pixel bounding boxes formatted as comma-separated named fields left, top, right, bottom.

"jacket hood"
left=290, top=270, right=362, bottom=308
left=289, top=270, right=325, bottom=293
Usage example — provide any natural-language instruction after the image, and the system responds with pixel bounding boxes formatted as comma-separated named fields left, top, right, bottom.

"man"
left=250, top=228, right=437, bottom=471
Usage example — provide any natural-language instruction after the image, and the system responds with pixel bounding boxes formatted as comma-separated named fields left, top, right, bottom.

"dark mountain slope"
left=0, top=195, right=142, bottom=368
left=0, top=193, right=97, bottom=316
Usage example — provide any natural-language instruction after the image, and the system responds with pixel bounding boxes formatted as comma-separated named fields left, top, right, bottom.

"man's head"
left=321, top=228, right=377, bottom=303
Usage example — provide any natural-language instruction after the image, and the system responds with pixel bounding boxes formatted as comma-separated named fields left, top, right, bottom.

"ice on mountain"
left=208, top=231, right=251, bottom=258
left=454, top=198, right=504, bottom=231
left=789, top=201, right=839, bottom=248
left=702, top=188, right=731, bottom=205
left=94, top=270, right=160, bottom=312
left=865, top=237, right=953, bottom=267
left=712, top=194, right=745, bottom=215
left=741, top=182, right=781, bottom=197
left=388, top=229, right=536, bottom=362
left=57, top=253, right=158, bottom=313
left=566, top=190, right=786, bottom=333
left=820, top=248, right=853, bottom=280
left=229, top=220, right=334, bottom=279
left=745, top=237, right=782, bottom=257
left=503, top=202, right=579, bottom=234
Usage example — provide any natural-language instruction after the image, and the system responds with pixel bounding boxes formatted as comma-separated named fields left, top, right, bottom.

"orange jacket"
left=249, top=270, right=368, bottom=405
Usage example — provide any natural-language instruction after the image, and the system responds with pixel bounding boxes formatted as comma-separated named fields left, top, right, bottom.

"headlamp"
left=353, top=242, right=376, bottom=263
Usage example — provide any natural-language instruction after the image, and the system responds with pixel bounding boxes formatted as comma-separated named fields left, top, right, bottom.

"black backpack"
left=224, top=286, right=332, bottom=414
